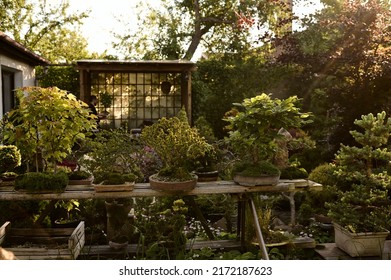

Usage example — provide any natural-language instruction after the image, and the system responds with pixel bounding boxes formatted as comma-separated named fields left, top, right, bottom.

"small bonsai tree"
left=224, top=93, right=312, bottom=177
left=80, top=128, right=144, bottom=184
left=140, top=109, right=213, bottom=181
left=99, top=91, right=114, bottom=114
left=327, top=111, right=391, bottom=233
left=0, top=145, right=21, bottom=174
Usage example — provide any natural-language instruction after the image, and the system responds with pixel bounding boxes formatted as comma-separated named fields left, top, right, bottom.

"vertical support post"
left=248, top=196, right=269, bottom=260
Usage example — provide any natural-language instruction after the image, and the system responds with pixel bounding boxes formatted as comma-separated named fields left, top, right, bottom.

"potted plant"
left=99, top=91, right=114, bottom=116
left=79, top=128, right=144, bottom=191
left=3, top=87, right=96, bottom=192
left=67, top=170, right=93, bottom=186
left=224, top=93, right=312, bottom=186
left=193, top=116, right=220, bottom=182
left=140, top=108, right=213, bottom=192
left=0, top=145, right=21, bottom=185
left=327, top=111, right=391, bottom=257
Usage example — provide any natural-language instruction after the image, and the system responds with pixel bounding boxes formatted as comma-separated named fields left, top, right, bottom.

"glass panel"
left=137, top=73, right=144, bottom=84
left=90, top=70, right=185, bottom=129
left=129, top=73, right=136, bottom=84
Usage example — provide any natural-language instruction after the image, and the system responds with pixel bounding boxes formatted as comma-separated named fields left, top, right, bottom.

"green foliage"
left=67, top=170, right=91, bottom=180
left=276, top=0, right=391, bottom=161
left=140, top=109, right=213, bottom=181
left=3, top=87, right=96, bottom=172
left=327, top=111, right=391, bottom=233
left=224, top=93, right=312, bottom=167
left=280, top=166, right=308, bottom=180
left=112, top=0, right=278, bottom=60
left=0, top=145, right=21, bottom=173
left=80, top=128, right=144, bottom=183
left=1, top=0, right=90, bottom=63
left=131, top=198, right=189, bottom=259
left=99, top=172, right=136, bottom=185
left=233, top=160, right=280, bottom=177
left=36, top=66, right=80, bottom=97
left=99, top=91, right=114, bottom=110
left=14, top=172, right=69, bottom=192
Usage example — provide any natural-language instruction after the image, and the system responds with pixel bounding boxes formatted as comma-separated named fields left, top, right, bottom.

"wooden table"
left=0, top=179, right=322, bottom=260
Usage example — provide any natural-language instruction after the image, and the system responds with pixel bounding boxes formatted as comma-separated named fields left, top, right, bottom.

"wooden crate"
left=0, top=221, right=85, bottom=260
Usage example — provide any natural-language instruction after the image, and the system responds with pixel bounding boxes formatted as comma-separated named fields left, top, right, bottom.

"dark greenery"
left=14, top=172, right=69, bottom=192
left=0, top=145, right=21, bottom=173
left=36, top=66, right=80, bottom=98
left=280, top=166, right=308, bottom=180
left=67, top=170, right=91, bottom=180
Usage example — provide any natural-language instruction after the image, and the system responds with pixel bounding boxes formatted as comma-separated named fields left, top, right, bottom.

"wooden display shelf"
left=0, top=179, right=321, bottom=201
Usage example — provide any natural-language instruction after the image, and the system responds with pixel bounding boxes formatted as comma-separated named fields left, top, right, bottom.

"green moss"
left=233, top=161, right=280, bottom=177
left=14, top=172, right=69, bottom=192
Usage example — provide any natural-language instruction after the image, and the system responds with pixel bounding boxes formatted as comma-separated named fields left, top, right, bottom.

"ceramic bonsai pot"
left=333, top=222, right=390, bottom=257
left=149, top=173, right=198, bottom=193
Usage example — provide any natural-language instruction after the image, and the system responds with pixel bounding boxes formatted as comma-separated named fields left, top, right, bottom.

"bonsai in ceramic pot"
left=79, top=128, right=144, bottom=189
left=224, top=93, right=312, bottom=186
left=140, top=108, right=213, bottom=192
left=0, top=145, right=21, bottom=184
left=326, top=111, right=391, bottom=257
left=3, top=87, right=95, bottom=191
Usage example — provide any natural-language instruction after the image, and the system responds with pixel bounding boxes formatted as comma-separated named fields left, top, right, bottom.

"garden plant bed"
left=0, top=221, right=85, bottom=260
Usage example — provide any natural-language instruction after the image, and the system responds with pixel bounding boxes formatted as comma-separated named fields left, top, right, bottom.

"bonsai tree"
left=327, top=111, right=391, bottom=233
left=140, top=108, right=213, bottom=182
left=80, top=128, right=144, bottom=184
left=0, top=145, right=21, bottom=174
left=224, top=93, right=312, bottom=178
left=99, top=91, right=114, bottom=114
left=3, top=86, right=96, bottom=172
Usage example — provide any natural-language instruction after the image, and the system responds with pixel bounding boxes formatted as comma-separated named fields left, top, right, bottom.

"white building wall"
left=0, top=54, right=36, bottom=117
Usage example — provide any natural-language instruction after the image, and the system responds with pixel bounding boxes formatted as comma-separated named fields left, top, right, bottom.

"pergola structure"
left=76, top=60, right=197, bottom=129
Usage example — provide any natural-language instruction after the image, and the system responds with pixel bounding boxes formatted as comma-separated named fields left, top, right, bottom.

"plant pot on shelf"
left=193, top=170, right=219, bottom=182
left=149, top=173, right=198, bottom=193
left=233, top=174, right=280, bottom=187
left=333, top=222, right=389, bottom=257
left=232, top=161, right=281, bottom=187
left=54, top=219, right=81, bottom=228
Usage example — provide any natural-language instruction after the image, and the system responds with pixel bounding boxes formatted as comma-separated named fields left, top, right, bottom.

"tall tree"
left=273, top=0, right=391, bottom=160
left=112, top=0, right=293, bottom=60
left=1, top=0, right=90, bottom=63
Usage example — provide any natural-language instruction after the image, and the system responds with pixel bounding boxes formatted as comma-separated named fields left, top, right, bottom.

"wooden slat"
left=80, top=240, right=241, bottom=258
left=3, top=248, right=73, bottom=260
left=0, top=221, right=11, bottom=245
left=68, top=221, right=85, bottom=259
left=11, top=228, right=74, bottom=236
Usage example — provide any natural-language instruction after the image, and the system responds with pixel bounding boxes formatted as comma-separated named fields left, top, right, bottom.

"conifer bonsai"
left=327, top=111, right=391, bottom=233
left=140, top=109, right=212, bottom=183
